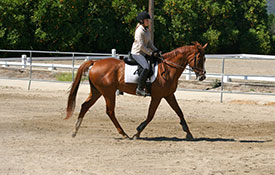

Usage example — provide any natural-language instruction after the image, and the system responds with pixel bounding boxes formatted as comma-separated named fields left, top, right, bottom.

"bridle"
left=187, top=52, right=205, bottom=73
left=159, top=51, right=206, bottom=80
left=160, top=51, right=204, bottom=73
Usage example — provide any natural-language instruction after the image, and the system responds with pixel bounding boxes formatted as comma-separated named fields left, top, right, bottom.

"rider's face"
left=143, top=19, right=150, bottom=27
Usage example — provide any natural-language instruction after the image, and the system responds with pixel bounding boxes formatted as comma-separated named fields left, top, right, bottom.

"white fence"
left=184, top=54, right=275, bottom=82
left=0, top=49, right=117, bottom=70
left=182, top=54, right=275, bottom=102
left=1, top=49, right=275, bottom=102
left=0, top=49, right=118, bottom=90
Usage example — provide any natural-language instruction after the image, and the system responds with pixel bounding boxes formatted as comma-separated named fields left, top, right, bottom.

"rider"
left=131, top=11, right=161, bottom=96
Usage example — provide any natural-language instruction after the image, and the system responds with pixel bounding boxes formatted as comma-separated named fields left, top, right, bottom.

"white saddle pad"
left=124, top=64, right=158, bottom=83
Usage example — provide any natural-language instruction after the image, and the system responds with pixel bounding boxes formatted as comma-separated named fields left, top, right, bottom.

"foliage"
left=0, top=0, right=36, bottom=50
left=0, top=0, right=274, bottom=54
left=268, top=14, right=275, bottom=53
left=210, top=79, right=221, bottom=89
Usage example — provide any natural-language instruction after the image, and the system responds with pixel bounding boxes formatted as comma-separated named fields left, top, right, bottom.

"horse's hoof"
left=123, top=136, right=130, bottom=140
left=72, top=132, right=77, bottom=138
left=132, top=134, right=140, bottom=140
left=121, top=133, right=130, bottom=140
left=186, top=133, right=194, bottom=140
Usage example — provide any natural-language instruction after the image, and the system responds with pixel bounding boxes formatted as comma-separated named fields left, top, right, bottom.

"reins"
left=160, top=52, right=199, bottom=71
left=159, top=51, right=204, bottom=80
left=159, top=55, right=186, bottom=80
left=162, top=59, right=186, bottom=69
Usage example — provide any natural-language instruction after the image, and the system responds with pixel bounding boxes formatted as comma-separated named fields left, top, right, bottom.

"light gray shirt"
left=131, top=24, right=158, bottom=56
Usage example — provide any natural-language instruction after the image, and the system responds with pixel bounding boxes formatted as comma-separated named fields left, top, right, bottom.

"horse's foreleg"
left=133, top=97, right=162, bottom=139
left=72, top=92, right=101, bottom=137
left=104, top=94, right=129, bottom=139
left=165, top=94, right=194, bottom=140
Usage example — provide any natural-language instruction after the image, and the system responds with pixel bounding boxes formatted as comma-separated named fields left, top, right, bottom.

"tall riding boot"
left=136, top=68, right=150, bottom=96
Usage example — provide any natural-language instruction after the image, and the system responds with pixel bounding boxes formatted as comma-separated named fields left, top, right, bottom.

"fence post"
left=223, top=75, right=231, bottom=83
left=112, top=49, right=117, bottom=58
left=28, top=52, right=32, bottom=90
left=220, top=57, right=225, bottom=103
left=21, top=54, right=27, bottom=69
left=2, top=61, right=9, bottom=68
left=48, top=64, right=57, bottom=71
left=186, top=65, right=191, bottom=80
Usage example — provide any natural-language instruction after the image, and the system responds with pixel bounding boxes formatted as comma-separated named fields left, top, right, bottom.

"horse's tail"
left=65, top=60, right=95, bottom=120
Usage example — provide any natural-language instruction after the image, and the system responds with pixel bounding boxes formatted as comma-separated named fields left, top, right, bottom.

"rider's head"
left=137, top=12, right=151, bottom=27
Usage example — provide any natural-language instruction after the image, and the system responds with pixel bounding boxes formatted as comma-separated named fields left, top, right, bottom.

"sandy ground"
left=1, top=79, right=275, bottom=175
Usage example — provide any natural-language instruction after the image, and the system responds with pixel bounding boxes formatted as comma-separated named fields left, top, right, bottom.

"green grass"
left=211, top=79, right=222, bottom=88
left=55, top=72, right=88, bottom=82
left=56, top=73, right=73, bottom=81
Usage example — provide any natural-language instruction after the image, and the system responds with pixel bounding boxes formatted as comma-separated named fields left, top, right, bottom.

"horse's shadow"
left=134, top=137, right=272, bottom=143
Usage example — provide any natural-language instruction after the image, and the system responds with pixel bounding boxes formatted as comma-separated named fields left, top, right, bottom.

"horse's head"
left=188, top=42, right=208, bottom=81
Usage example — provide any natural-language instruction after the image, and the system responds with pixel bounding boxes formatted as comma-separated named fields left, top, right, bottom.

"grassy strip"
left=55, top=72, right=88, bottom=81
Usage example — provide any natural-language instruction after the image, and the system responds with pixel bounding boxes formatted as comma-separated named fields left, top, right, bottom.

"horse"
left=65, top=42, right=208, bottom=140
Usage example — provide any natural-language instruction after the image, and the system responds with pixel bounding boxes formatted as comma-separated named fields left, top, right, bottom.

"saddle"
left=124, top=52, right=157, bottom=76
left=123, top=52, right=158, bottom=93
left=124, top=52, right=139, bottom=65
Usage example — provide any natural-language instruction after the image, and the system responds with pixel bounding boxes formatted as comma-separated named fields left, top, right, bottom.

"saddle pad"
left=124, top=64, right=158, bottom=83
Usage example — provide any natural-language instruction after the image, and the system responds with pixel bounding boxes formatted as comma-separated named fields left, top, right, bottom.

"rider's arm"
left=134, top=27, right=153, bottom=56
left=148, top=40, right=158, bottom=52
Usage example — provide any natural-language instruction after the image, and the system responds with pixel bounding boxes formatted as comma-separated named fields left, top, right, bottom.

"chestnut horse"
left=65, top=42, right=207, bottom=139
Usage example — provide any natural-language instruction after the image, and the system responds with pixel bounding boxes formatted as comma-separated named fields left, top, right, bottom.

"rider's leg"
left=131, top=54, right=150, bottom=96
left=136, top=68, right=150, bottom=96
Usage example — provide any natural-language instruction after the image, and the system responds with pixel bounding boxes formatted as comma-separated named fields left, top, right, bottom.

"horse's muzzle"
left=196, top=71, right=206, bottom=81
left=198, top=74, right=206, bottom=81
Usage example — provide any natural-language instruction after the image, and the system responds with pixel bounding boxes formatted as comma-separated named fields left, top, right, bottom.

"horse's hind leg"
left=164, top=93, right=194, bottom=140
left=103, top=93, right=129, bottom=139
left=72, top=90, right=101, bottom=137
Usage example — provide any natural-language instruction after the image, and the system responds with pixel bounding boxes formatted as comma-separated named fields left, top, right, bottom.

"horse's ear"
left=202, top=43, right=208, bottom=49
left=191, top=41, right=199, bottom=45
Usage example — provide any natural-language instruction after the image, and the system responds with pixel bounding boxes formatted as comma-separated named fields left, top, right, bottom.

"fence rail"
left=1, top=49, right=275, bottom=102
left=0, top=49, right=118, bottom=90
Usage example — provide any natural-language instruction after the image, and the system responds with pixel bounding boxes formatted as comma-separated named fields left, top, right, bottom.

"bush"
left=0, top=0, right=273, bottom=54
left=268, top=14, right=275, bottom=54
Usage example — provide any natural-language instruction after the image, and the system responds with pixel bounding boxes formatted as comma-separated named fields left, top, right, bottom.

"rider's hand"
left=152, top=50, right=161, bottom=58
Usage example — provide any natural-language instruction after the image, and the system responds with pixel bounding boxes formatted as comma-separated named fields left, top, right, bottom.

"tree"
left=156, top=0, right=271, bottom=54
left=0, top=0, right=273, bottom=54
left=235, top=0, right=271, bottom=53
left=268, top=14, right=275, bottom=53
left=0, top=0, right=36, bottom=50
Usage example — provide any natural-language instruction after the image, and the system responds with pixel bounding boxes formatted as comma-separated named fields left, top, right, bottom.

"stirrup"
left=136, top=88, right=150, bottom=97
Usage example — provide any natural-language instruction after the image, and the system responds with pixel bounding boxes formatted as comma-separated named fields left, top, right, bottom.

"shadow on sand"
left=135, top=137, right=272, bottom=143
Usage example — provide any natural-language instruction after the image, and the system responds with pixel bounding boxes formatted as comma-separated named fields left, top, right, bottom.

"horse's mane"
left=163, top=46, right=187, bottom=59
left=163, top=42, right=201, bottom=59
